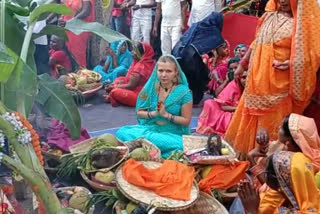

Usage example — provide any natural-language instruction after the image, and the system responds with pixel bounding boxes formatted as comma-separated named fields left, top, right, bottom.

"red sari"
left=109, top=43, right=155, bottom=107
left=197, top=80, right=243, bottom=136
left=62, top=0, right=95, bottom=67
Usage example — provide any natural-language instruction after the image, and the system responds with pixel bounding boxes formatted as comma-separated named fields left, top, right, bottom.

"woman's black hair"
left=137, top=42, right=145, bottom=56
left=266, top=154, right=280, bottom=190
left=228, top=57, right=240, bottom=68
left=282, top=115, right=295, bottom=142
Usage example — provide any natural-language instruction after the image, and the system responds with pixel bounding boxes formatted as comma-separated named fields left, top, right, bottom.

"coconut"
left=96, top=134, right=118, bottom=147
left=130, top=148, right=149, bottom=161
left=94, top=171, right=115, bottom=184
left=69, top=191, right=90, bottom=212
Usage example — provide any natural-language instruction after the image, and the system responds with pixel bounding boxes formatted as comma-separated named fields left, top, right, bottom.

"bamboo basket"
left=169, top=192, right=228, bottom=214
left=82, top=83, right=102, bottom=98
left=183, top=135, right=236, bottom=165
left=125, top=138, right=162, bottom=162
left=115, top=161, right=199, bottom=211
left=55, top=186, right=94, bottom=214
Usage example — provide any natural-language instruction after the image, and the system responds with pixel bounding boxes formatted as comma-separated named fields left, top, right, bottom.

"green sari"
left=116, top=55, right=192, bottom=158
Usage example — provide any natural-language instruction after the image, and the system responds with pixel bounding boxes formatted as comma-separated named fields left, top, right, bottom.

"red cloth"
left=112, top=0, right=125, bottom=17
left=208, top=63, right=228, bottom=92
left=222, top=13, right=258, bottom=53
left=62, top=0, right=95, bottom=67
left=198, top=161, right=249, bottom=194
left=109, top=43, right=155, bottom=107
left=49, top=49, right=72, bottom=74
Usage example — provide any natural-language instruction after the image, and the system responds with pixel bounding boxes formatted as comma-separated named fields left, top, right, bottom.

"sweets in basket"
left=183, top=134, right=236, bottom=165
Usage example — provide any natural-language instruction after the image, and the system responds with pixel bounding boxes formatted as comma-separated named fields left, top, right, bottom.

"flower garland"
left=0, top=112, right=44, bottom=166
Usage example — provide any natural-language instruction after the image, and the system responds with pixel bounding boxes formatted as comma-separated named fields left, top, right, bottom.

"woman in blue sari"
left=116, top=55, right=193, bottom=158
left=94, top=40, right=133, bottom=85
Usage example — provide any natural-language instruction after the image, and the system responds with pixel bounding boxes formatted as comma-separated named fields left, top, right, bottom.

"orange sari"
left=225, top=0, right=320, bottom=154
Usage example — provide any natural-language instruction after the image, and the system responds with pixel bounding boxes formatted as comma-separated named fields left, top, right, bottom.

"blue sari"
left=94, top=40, right=133, bottom=85
left=116, top=55, right=192, bottom=158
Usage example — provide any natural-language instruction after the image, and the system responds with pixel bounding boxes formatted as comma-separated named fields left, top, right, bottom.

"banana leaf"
left=29, top=3, right=72, bottom=23
left=0, top=42, right=18, bottom=83
left=65, top=18, right=128, bottom=43
left=36, top=74, right=81, bottom=140
left=33, top=25, right=68, bottom=41
left=4, top=7, right=36, bottom=71
left=11, top=0, right=32, bottom=8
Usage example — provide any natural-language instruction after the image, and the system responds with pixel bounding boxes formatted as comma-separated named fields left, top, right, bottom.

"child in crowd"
left=49, top=35, right=78, bottom=78
left=234, top=44, right=247, bottom=58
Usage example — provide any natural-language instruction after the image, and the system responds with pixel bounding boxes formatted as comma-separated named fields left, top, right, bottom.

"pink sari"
left=197, top=80, right=243, bottom=136
left=62, top=0, right=95, bottom=67
left=207, top=63, right=228, bottom=92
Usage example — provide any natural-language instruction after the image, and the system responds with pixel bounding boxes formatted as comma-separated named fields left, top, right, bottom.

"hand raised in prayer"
left=273, top=60, right=290, bottom=70
left=238, top=180, right=260, bottom=214
left=157, top=101, right=168, bottom=117
left=256, top=128, right=269, bottom=146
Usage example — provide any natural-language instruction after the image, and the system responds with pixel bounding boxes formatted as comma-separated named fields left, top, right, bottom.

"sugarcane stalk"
left=1, top=155, right=67, bottom=214
left=0, top=101, right=66, bottom=213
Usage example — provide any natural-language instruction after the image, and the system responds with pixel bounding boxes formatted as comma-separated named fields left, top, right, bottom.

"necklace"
left=160, top=82, right=173, bottom=92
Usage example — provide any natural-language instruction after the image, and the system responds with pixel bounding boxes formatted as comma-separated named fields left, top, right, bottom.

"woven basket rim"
left=115, top=161, right=199, bottom=211
left=82, top=83, right=102, bottom=95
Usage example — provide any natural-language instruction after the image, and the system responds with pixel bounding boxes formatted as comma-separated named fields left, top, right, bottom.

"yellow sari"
left=225, top=0, right=320, bottom=154
left=259, top=152, right=320, bottom=214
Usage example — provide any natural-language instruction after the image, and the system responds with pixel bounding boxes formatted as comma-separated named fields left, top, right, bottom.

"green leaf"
left=36, top=74, right=81, bottom=140
left=32, top=25, right=68, bottom=41
left=29, top=4, right=72, bottom=23
left=4, top=8, right=36, bottom=71
left=4, top=55, right=38, bottom=116
left=11, top=0, right=32, bottom=7
left=65, top=18, right=128, bottom=43
left=5, top=3, right=30, bottom=16
left=0, top=42, right=15, bottom=64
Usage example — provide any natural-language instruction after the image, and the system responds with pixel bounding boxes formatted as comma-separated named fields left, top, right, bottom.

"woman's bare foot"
left=103, top=94, right=110, bottom=103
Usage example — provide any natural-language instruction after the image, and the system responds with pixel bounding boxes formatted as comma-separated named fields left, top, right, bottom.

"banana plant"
left=0, top=0, right=127, bottom=213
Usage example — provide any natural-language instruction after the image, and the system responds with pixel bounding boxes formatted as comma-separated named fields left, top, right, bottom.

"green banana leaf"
left=36, top=74, right=81, bottom=140
left=29, top=3, right=72, bottom=23
left=65, top=18, right=128, bottom=43
left=5, top=3, right=30, bottom=16
left=0, top=42, right=18, bottom=83
left=11, top=0, right=32, bottom=8
left=4, top=7, right=36, bottom=71
left=33, top=25, right=68, bottom=41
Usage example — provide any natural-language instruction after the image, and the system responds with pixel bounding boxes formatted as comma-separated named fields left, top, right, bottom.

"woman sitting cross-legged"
left=116, top=55, right=193, bottom=158
left=196, top=71, right=247, bottom=136
left=104, top=42, right=155, bottom=107
left=93, top=40, right=133, bottom=86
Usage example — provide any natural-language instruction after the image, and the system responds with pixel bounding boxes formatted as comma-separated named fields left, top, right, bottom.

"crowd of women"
left=34, top=0, right=320, bottom=213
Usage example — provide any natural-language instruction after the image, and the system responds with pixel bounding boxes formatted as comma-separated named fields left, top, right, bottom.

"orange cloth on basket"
left=198, top=161, right=249, bottom=194
left=122, top=159, right=195, bottom=201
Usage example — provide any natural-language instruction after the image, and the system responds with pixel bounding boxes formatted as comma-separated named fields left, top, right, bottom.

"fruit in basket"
left=91, top=148, right=121, bottom=169
left=69, top=191, right=90, bottom=212
left=48, top=148, right=63, bottom=156
left=126, top=202, right=138, bottom=214
left=96, top=134, right=118, bottom=147
left=94, top=171, right=115, bottom=184
left=130, top=148, right=149, bottom=161
left=221, top=148, right=229, bottom=155
left=201, top=166, right=212, bottom=178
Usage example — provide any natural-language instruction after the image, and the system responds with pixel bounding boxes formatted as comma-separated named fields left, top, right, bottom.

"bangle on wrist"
left=170, top=114, right=175, bottom=122
left=147, top=111, right=152, bottom=119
